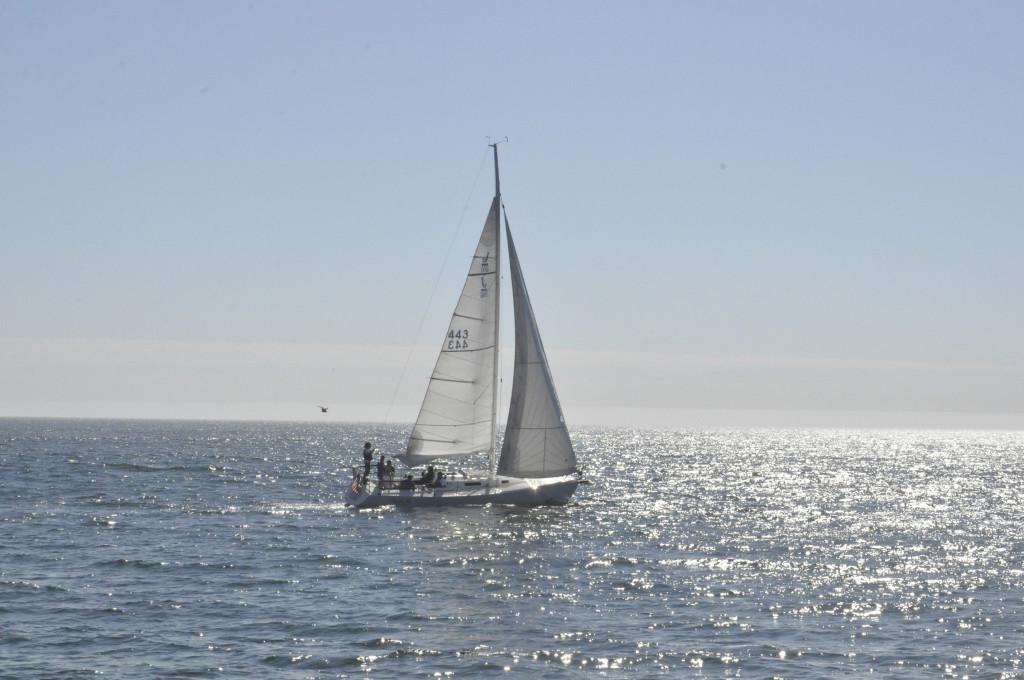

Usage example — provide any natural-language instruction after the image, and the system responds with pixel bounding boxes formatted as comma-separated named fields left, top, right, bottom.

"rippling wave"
left=2, top=419, right=1023, bottom=678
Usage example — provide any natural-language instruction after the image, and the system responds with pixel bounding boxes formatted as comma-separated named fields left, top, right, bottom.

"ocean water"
left=2, top=419, right=1023, bottom=678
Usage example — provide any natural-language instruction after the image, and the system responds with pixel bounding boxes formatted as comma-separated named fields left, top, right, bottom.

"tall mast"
left=488, top=142, right=502, bottom=479
left=492, top=142, right=501, bottom=197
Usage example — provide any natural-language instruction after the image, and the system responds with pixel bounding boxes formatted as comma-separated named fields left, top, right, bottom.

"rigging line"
left=384, top=148, right=491, bottom=426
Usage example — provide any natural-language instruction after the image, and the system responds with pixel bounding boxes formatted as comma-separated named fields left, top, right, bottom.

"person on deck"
left=384, top=460, right=395, bottom=488
left=376, top=455, right=387, bottom=488
left=362, top=442, right=374, bottom=481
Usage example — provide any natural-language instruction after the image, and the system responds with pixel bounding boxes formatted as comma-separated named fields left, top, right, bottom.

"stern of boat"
left=343, top=474, right=374, bottom=508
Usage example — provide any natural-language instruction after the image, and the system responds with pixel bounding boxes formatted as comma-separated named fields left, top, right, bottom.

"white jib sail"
left=404, top=197, right=500, bottom=465
left=497, top=224, right=576, bottom=478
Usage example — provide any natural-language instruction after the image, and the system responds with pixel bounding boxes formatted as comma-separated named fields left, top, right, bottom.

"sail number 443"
left=447, top=329, right=470, bottom=350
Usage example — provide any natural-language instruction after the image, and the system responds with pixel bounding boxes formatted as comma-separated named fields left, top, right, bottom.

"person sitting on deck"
left=417, top=464, right=442, bottom=485
left=398, top=474, right=415, bottom=491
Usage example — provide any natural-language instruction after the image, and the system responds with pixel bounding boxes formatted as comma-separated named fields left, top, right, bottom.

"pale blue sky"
left=2, top=2, right=1022, bottom=425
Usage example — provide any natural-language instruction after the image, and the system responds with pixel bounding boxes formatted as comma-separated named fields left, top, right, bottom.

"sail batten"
left=416, top=418, right=494, bottom=427
left=403, top=197, right=501, bottom=465
left=440, top=345, right=496, bottom=353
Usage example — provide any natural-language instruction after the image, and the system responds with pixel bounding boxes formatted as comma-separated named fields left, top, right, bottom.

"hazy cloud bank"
left=2, top=337, right=1021, bottom=429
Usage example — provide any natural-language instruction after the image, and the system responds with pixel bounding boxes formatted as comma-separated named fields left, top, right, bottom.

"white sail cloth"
left=497, top=225, right=576, bottom=478
left=404, top=197, right=500, bottom=465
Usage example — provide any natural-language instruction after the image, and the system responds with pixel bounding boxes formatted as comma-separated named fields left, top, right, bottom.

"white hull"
left=343, top=473, right=578, bottom=509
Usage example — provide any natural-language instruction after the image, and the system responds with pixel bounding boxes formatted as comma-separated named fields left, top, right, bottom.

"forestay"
left=497, top=225, right=576, bottom=478
left=404, top=197, right=500, bottom=464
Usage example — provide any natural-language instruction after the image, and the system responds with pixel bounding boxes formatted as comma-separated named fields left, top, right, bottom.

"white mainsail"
left=404, top=197, right=500, bottom=465
left=497, top=224, right=576, bottom=478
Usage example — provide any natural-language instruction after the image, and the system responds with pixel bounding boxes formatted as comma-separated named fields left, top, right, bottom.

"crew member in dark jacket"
left=362, top=442, right=374, bottom=481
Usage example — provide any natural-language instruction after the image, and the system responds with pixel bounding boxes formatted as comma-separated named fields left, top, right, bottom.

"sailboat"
left=344, top=144, right=582, bottom=508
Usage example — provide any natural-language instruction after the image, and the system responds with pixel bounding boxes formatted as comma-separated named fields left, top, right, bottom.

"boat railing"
left=350, top=468, right=498, bottom=498
left=372, top=478, right=497, bottom=497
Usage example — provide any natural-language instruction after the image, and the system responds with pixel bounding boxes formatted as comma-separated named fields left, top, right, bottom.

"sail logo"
left=480, top=251, right=490, bottom=272
left=480, top=278, right=489, bottom=298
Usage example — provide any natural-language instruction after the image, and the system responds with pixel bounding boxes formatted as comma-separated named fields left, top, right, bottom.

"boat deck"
left=344, top=473, right=579, bottom=508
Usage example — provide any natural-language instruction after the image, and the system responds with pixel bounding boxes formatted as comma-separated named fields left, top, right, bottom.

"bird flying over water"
left=318, top=405, right=328, bottom=413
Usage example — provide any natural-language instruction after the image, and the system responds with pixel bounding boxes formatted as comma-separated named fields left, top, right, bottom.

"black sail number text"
left=446, top=329, right=470, bottom=350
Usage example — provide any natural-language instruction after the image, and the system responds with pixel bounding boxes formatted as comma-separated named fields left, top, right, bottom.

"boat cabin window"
left=464, top=481, right=481, bottom=486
